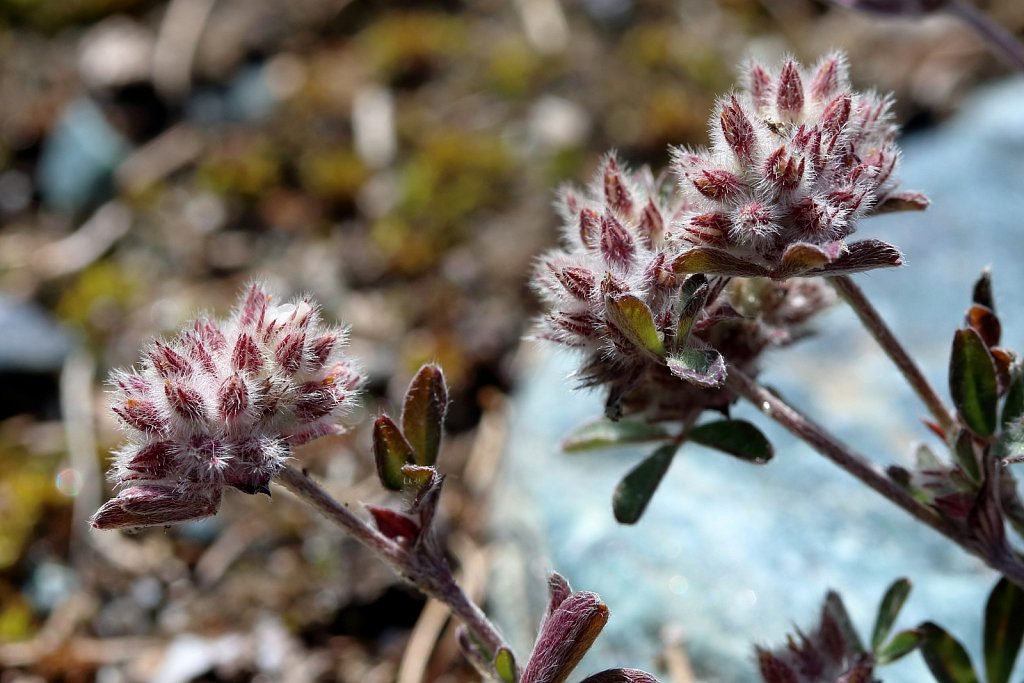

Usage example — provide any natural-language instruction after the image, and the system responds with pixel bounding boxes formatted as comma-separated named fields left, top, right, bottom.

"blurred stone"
left=37, top=98, right=132, bottom=215
left=492, top=77, right=1024, bottom=682
left=0, top=296, right=72, bottom=373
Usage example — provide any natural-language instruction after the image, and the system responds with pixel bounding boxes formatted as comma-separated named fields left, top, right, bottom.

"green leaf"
left=675, top=275, right=708, bottom=345
left=876, top=629, right=923, bottom=664
left=950, top=328, right=999, bottom=437
left=667, top=349, right=726, bottom=388
left=774, top=242, right=834, bottom=278
left=918, top=622, right=979, bottom=683
left=688, top=420, right=773, bottom=464
left=373, top=415, right=416, bottom=491
left=494, top=647, right=517, bottom=683
left=562, top=419, right=672, bottom=453
left=1002, top=369, right=1024, bottom=428
left=612, top=443, right=679, bottom=525
left=872, top=578, right=912, bottom=651
left=983, top=577, right=1024, bottom=683
left=605, top=294, right=665, bottom=357
left=402, top=364, right=448, bottom=467
left=953, top=431, right=980, bottom=483
left=671, top=247, right=765, bottom=277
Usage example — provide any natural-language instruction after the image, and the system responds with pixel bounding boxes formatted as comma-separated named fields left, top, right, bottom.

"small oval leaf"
left=605, top=294, right=665, bottom=357
left=950, top=328, right=999, bottom=437
left=675, top=276, right=709, bottom=346
left=872, top=578, right=912, bottom=651
left=1002, top=369, right=1024, bottom=428
left=402, top=364, right=448, bottom=467
left=562, top=419, right=672, bottom=453
left=688, top=419, right=773, bottom=464
left=373, top=415, right=415, bottom=491
left=612, top=444, right=679, bottom=525
left=983, top=576, right=1024, bottom=683
left=667, top=349, right=726, bottom=388
left=919, top=621, right=979, bottom=683
left=876, top=629, right=923, bottom=665
left=495, top=647, right=518, bottom=683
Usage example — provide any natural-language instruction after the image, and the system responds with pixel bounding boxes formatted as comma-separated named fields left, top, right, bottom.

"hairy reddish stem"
left=830, top=275, right=957, bottom=435
left=725, top=366, right=1024, bottom=589
left=275, top=465, right=507, bottom=659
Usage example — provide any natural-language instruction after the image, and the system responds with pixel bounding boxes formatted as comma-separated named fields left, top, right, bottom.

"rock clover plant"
left=93, top=41, right=1024, bottom=683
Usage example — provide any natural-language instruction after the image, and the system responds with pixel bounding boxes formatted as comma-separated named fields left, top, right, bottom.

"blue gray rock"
left=492, top=77, right=1024, bottom=682
left=37, top=98, right=132, bottom=215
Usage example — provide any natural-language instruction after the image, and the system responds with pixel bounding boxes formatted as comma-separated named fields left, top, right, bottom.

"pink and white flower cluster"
left=92, top=284, right=364, bottom=529
left=534, top=53, right=924, bottom=420
left=671, top=52, right=925, bottom=278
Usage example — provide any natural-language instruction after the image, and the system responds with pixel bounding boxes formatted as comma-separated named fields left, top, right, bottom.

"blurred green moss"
left=373, top=130, right=514, bottom=275
left=55, top=260, right=141, bottom=341
left=357, top=11, right=467, bottom=87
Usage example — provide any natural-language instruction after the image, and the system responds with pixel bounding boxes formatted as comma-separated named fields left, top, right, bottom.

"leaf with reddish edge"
left=402, top=364, right=448, bottom=467
left=773, top=242, right=834, bottom=278
left=966, top=304, right=1001, bottom=348
left=365, top=505, right=420, bottom=542
left=667, top=349, right=727, bottom=388
left=578, top=670, right=660, bottom=683
left=612, top=443, right=678, bottom=525
left=950, top=328, right=999, bottom=437
left=688, top=419, right=773, bottom=464
left=870, top=191, right=931, bottom=215
left=561, top=419, right=671, bottom=452
left=671, top=247, right=766, bottom=277
left=973, top=269, right=995, bottom=311
left=817, top=240, right=903, bottom=275
left=919, top=622, right=980, bottom=683
left=373, top=415, right=415, bottom=491
left=605, top=294, right=665, bottom=357
left=983, top=577, right=1024, bottom=683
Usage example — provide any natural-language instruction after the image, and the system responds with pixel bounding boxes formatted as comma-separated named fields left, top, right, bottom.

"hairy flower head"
left=92, top=283, right=364, bottom=530
left=671, top=52, right=927, bottom=279
left=534, top=155, right=830, bottom=420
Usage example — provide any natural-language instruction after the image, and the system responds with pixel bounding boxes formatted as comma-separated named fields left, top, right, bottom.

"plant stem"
left=275, top=465, right=507, bottom=658
left=947, top=0, right=1024, bottom=75
left=829, top=275, right=957, bottom=435
left=725, top=366, right=1024, bottom=588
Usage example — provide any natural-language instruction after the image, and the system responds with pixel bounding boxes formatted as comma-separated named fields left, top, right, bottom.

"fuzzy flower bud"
left=92, top=283, right=365, bottom=530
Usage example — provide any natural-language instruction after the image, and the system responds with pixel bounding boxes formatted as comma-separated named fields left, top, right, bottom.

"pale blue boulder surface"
left=490, top=77, right=1024, bottom=682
